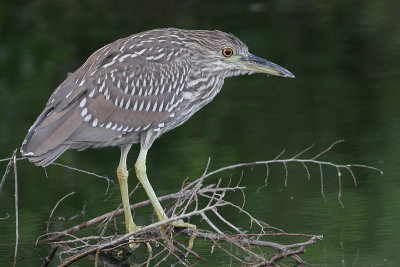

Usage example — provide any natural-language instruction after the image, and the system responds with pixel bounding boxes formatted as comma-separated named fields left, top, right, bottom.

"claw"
left=126, top=222, right=141, bottom=249
left=126, top=222, right=152, bottom=254
left=159, top=219, right=197, bottom=249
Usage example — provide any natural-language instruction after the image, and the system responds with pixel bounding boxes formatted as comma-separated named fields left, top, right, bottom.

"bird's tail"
left=20, top=105, right=83, bottom=167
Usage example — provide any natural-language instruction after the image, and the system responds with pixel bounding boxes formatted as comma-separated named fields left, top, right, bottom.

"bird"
left=20, top=28, right=294, bottom=246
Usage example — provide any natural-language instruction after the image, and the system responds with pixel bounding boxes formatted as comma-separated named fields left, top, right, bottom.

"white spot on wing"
left=152, top=101, right=158, bottom=112
left=119, top=54, right=130, bottom=62
left=139, top=100, right=144, bottom=111
left=145, top=100, right=151, bottom=111
left=79, top=97, right=87, bottom=108
left=84, top=114, right=91, bottom=122
left=103, top=61, right=115, bottom=68
left=92, top=118, right=98, bottom=127
left=89, top=89, right=96, bottom=98
left=125, top=98, right=131, bottom=109
left=153, top=53, right=165, bottom=60
left=81, top=108, right=88, bottom=117
left=99, top=81, right=105, bottom=93
left=136, top=48, right=146, bottom=55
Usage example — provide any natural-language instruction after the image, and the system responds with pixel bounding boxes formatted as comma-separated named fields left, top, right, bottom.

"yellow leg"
left=135, top=147, right=196, bottom=248
left=118, top=144, right=150, bottom=251
left=117, top=144, right=138, bottom=233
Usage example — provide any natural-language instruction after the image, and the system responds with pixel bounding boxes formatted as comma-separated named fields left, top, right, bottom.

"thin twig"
left=312, top=140, right=344, bottom=160
left=301, top=161, right=311, bottom=181
left=0, top=149, right=17, bottom=193
left=292, top=143, right=315, bottom=159
left=0, top=213, right=10, bottom=220
left=0, top=156, right=25, bottom=162
left=46, top=192, right=76, bottom=233
left=42, top=186, right=233, bottom=242
left=51, top=162, right=114, bottom=194
left=338, top=169, right=344, bottom=208
left=13, top=149, right=19, bottom=267
left=320, top=163, right=326, bottom=201
left=42, top=246, right=58, bottom=267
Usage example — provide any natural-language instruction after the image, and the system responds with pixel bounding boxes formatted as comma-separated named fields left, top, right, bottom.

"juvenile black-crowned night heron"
left=21, top=28, right=294, bottom=245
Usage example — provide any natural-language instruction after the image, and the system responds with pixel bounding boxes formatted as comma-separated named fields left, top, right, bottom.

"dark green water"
left=1, top=1, right=399, bottom=266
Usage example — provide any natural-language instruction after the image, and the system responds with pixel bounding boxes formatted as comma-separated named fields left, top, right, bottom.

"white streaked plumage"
left=79, top=97, right=87, bottom=107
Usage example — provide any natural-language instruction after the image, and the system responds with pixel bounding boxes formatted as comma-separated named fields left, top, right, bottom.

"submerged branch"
left=0, top=141, right=379, bottom=266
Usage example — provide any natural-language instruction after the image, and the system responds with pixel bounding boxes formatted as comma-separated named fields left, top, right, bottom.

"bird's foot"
left=126, top=222, right=152, bottom=254
left=126, top=221, right=141, bottom=248
left=159, top=219, right=197, bottom=250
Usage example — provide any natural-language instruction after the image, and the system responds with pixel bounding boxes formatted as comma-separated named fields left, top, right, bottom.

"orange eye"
left=222, top=47, right=234, bottom=57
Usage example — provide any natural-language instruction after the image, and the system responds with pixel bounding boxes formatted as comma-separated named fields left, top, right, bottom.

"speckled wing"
left=21, top=30, right=191, bottom=166
left=69, top=58, right=190, bottom=144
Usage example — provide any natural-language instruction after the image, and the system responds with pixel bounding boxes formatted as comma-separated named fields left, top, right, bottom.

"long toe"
left=158, top=219, right=197, bottom=250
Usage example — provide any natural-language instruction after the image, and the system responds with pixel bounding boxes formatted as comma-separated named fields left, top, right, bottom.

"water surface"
left=0, top=1, right=399, bottom=266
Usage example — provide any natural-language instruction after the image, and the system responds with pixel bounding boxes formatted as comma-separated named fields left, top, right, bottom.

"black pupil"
left=224, top=49, right=232, bottom=56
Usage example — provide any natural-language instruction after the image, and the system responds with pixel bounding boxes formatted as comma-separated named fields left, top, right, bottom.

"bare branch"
left=46, top=192, right=75, bottom=233
left=312, top=140, right=344, bottom=160
left=345, top=166, right=358, bottom=187
left=13, top=150, right=19, bottom=267
left=293, top=143, right=315, bottom=159
left=274, top=149, right=285, bottom=160
left=0, top=149, right=17, bottom=193
left=320, top=163, right=326, bottom=201
left=0, top=213, right=10, bottom=220
left=51, top=162, right=114, bottom=194
left=36, top=141, right=380, bottom=266
left=301, top=161, right=311, bottom=181
left=338, top=169, right=344, bottom=208
left=0, top=156, right=25, bottom=163
left=284, top=162, right=288, bottom=186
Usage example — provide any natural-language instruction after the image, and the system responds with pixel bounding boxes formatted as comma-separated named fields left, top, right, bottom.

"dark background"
left=1, top=0, right=399, bottom=266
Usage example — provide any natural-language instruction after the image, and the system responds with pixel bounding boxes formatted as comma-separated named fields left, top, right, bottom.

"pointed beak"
left=236, top=53, right=295, bottom=78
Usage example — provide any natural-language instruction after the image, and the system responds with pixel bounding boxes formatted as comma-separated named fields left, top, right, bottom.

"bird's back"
left=21, top=28, right=230, bottom=166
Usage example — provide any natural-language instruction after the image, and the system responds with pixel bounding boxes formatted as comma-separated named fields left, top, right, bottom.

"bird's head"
left=183, top=29, right=295, bottom=79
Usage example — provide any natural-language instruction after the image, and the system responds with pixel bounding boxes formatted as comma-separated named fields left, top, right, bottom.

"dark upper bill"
left=236, top=53, right=295, bottom=78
